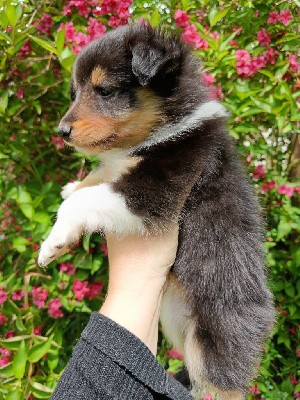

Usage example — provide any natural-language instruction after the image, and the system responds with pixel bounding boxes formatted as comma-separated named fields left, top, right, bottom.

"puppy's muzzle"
left=58, top=124, right=72, bottom=139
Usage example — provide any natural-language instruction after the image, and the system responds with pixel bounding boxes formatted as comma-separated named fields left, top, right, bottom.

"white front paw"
left=38, top=197, right=83, bottom=267
left=61, top=181, right=80, bottom=199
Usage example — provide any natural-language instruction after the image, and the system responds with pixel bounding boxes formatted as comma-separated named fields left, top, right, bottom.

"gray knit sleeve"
left=51, top=312, right=192, bottom=400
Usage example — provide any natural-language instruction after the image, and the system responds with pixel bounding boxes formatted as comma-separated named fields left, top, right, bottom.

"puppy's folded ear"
left=131, top=42, right=180, bottom=86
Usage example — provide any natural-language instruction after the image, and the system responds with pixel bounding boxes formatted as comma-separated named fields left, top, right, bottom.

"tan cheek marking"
left=113, top=89, right=164, bottom=148
left=72, top=115, right=115, bottom=146
left=91, top=66, right=106, bottom=87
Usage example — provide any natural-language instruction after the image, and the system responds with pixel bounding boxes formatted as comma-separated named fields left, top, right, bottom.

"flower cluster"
left=267, top=9, right=293, bottom=26
left=252, top=165, right=300, bottom=197
left=63, top=0, right=98, bottom=18
left=60, top=262, right=76, bottom=275
left=0, top=347, right=11, bottom=367
left=35, top=13, right=54, bottom=35
left=73, top=279, right=103, bottom=301
left=0, top=287, right=8, bottom=305
left=235, top=48, right=278, bottom=78
left=174, top=10, right=208, bottom=49
left=60, top=18, right=107, bottom=54
left=30, top=286, right=48, bottom=309
left=94, top=0, right=133, bottom=28
left=48, top=298, right=64, bottom=319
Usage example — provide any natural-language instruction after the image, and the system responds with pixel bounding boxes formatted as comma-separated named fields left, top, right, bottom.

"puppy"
left=38, top=24, right=274, bottom=399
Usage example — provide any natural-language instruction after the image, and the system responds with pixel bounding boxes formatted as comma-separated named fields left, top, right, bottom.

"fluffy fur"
left=38, top=24, right=274, bottom=399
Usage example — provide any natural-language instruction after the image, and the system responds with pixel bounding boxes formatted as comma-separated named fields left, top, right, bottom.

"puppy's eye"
left=96, top=86, right=116, bottom=98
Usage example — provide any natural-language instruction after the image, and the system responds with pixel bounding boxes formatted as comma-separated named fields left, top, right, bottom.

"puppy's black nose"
left=58, top=124, right=72, bottom=138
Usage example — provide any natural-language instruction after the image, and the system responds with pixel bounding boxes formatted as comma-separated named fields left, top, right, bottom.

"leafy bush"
left=0, top=0, right=299, bottom=399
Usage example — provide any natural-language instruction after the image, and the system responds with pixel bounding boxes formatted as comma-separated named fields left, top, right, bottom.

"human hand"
left=100, top=225, right=179, bottom=355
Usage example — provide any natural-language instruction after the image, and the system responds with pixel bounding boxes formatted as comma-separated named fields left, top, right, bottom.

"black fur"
left=60, top=23, right=275, bottom=397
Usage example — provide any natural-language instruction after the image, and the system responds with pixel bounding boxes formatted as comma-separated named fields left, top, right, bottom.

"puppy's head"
left=59, top=24, right=204, bottom=155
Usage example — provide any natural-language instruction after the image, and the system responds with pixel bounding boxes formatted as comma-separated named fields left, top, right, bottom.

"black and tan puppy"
left=38, top=24, right=274, bottom=399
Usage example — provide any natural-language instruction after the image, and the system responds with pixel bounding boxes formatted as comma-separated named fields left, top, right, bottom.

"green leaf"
left=0, top=88, right=8, bottom=113
left=33, top=212, right=50, bottom=224
left=29, top=382, right=53, bottom=399
left=209, top=7, right=230, bottom=27
left=0, top=362, right=14, bottom=378
left=27, top=34, right=58, bottom=55
left=6, top=391, right=23, bottom=400
left=0, top=30, right=10, bottom=42
left=250, top=97, right=272, bottom=114
left=28, top=335, right=54, bottom=363
left=12, top=237, right=30, bottom=253
left=19, top=203, right=34, bottom=219
left=17, top=186, right=32, bottom=204
left=13, top=340, right=27, bottom=378
left=5, top=2, right=22, bottom=27
left=151, top=9, right=160, bottom=26
left=55, top=28, right=65, bottom=55
left=0, top=335, right=31, bottom=350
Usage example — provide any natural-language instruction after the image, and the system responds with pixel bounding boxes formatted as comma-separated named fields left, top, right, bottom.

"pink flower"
left=232, top=26, right=243, bottom=35
left=4, top=330, right=14, bottom=338
left=236, top=50, right=251, bottom=62
left=51, top=136, right=65, bottom=149
left=16, top=89, right=24, bottom=99
left=249, top=384, right=260, bottom=394
left=31, top=286, right=48, bottom=309
left=34, top=325, right=43, bottom=335
left=0, top=314, right=8, bottom=325
left=279, top=9, right=293, bottom=26
left=88, top=281, right=104, bottom=300
left=48, top=297, right=64, bottom=319
left=289, top=55, right=300, bottom=73
left=296, top=349, right=300, bottom=357
left=0, top=288, right=8, bottom=305
left=209, top=31, right=220, bottom=40
left=0, top=357, right=10, bottom=367
left=257, top=28, right=271, bottom=47
left=277, top=185, right=294, bottom=198
left=261, top=180, right=275, bottom=192
left=11, top=290, right=25, bottom=301
left=87, top=18, right=106, bottom=41
left=294, top=187, right=300, bottom=195
left=73, top=279, right=90, bottom=301
left=60, top=262, right=76, bottom=275
left=202, top=395, right=213, bottom=400
left=0, top=348, right=11, bottom=358
left=294, top=393, right=300, bottom=399
left=208, top=83, right=223, bottom=100
left=253, top=10, right=259, bottom=17
left=100, top=242, right=108, bottom=256
left=201, top=73, right=216, bottom=86
left=229, top=40, right=238, bottom=47
left=267, top=11, right=279, bottom=25
left=174, top=10, right=190, bottom=28
left=167, top=348, right=184, bottom=360
left=18, top=41, right=32, bottom=58
left=253, top=165, right=266, bottom=180
left=291, top=376, right=298, bottom=385
left=35, top=13, right=54, bottom=35
left=264, top=48, right=279, bottom=65
left=181, top=24, right=209, bottom=50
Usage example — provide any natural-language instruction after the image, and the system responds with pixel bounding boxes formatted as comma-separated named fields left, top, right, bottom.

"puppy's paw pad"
left=61, top=181, right=80, bottom=199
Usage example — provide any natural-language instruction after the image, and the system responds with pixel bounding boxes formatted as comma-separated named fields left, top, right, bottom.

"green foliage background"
left=0, top=0, right=299, bottom=399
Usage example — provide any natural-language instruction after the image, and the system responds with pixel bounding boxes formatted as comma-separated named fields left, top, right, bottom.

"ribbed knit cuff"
left=81, top=312, right=192, bottom=400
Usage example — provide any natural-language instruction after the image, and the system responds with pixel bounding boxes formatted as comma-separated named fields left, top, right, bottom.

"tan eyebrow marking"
left=91, top=66, right=106, bottom=86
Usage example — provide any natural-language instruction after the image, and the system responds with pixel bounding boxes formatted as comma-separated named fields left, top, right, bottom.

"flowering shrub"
left=0, top=0, right=299, bottom=399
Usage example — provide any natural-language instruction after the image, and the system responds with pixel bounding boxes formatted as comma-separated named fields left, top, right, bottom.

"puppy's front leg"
left=38, top=183, right=145, bottom=267
left=61, top=166, right=105, bottom=199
